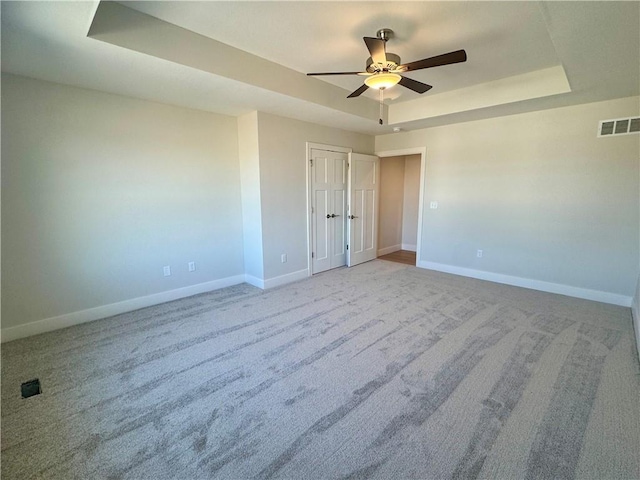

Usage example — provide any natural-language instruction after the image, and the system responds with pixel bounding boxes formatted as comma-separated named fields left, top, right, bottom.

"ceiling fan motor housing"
left=376, top=28, right=394, bottom=42
left=366, top=53, right=401, bottom=73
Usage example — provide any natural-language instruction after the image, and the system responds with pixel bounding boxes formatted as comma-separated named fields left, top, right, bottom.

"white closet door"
left=311, top=149, right=347, bottom=274
left=347, top=153, right=380, bottom=267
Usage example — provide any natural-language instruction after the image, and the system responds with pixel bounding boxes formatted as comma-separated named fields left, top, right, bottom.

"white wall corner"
left=401, top=244, right=417, bottom=252
left=244, top=274, right=265, bottom=290
left=418, top=261, right=633, bottom=308
left=0, top=275, right=247, bottom=343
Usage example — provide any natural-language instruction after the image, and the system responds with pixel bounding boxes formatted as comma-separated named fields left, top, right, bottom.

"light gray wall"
left=376, top=97, right=640, bottom=298
left=378, top=156, right=405, bottom=253
left=401, top=155, right=421, bottom=250
left=255, top=112, right=374, bottom=280
left=1, top=73, right=244, bottom=329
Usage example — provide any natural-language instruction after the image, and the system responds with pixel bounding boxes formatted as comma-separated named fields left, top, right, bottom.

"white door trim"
left=306, top=143, right=352, bottom=276
left=375, top=147, right=427, bottom=266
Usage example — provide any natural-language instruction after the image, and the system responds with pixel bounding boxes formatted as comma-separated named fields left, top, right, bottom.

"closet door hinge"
left=310, top=159, right=313, bottom=167
left=312, top=252, right=315, bottom=258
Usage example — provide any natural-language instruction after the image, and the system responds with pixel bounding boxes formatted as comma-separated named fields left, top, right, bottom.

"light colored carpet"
left=2, top=260, right=639, bottom=479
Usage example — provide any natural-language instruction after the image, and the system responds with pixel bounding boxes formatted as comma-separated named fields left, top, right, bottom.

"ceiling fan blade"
left=399, top=76, right=433, bottom=94
left=399, top=49, right=467, bottom=72
left=307, top=71, right=366, bottom=76
left=364, top=37, right=387, bottom=64
left=347, top=84, right=369, bottom=98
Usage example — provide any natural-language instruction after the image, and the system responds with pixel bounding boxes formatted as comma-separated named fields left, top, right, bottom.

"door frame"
left=306, top=142, right=352, bottom=277
left=375, top=147, right=427, bottom=267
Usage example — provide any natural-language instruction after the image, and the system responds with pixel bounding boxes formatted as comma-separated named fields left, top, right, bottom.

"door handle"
left=326, top=214, right=331, bottom=219
left=349, top=215, right=358, bottom=219
left=331, top=214, right=340, bottom=218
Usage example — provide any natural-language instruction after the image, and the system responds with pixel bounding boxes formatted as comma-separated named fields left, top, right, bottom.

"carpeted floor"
left=2, top=260, right=639, bottom=479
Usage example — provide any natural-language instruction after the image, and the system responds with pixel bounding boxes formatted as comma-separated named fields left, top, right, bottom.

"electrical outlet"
left=477, top=250, right=483, bottom=258
left=281, top=254, right=287, bottom=263
left=163, top=265, right=171, bottom=276
left=188, top=262, right=196, bottom=272
left=430, top=201, right=438, bottom=209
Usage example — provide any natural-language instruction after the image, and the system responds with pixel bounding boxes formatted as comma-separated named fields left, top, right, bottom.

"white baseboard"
left=632, top=303, right=640, bottom=364
left=632, top=277, right=640, bottom=363
left=401, top=244, right=417, bottom=252
left=378, top=244, right=401, bottom=256
left=263, top=268, right=309, bottom=289
left=0, top=274, right=246, bottom=343
left=242, top=269, right=310, bottom=290
left=418, top=261, right=632, bottom=307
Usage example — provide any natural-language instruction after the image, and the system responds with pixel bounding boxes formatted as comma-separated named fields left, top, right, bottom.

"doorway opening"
left=376, top=147, right=427, bottom=267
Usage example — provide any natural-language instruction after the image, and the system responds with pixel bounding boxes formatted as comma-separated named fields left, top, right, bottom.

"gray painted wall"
left=1, top=74, right=244, bottom=329
left=377, top=97, right=640, bottom=298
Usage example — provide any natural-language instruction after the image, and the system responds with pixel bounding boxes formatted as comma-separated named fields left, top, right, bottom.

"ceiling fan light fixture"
left=364, top=72, right=401, bottom=90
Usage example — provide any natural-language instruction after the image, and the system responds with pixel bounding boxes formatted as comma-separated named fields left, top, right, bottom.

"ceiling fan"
left=307, top=28, right=467, bottom=100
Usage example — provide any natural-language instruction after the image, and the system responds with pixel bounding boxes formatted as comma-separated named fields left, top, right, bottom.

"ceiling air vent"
left=598, top=117, right=640, bottom=137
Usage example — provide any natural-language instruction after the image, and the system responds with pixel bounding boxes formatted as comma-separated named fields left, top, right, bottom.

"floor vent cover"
left=21, top=379, right=42, bottom=399
left=598, top=117, right=640, bottom=137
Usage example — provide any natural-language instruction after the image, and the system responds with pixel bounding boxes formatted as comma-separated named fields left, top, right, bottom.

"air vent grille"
left=598, top=117, right=640, bottom=137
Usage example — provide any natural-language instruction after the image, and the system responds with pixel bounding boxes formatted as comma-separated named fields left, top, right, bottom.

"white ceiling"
left=2, top=1, right=639, bottom=135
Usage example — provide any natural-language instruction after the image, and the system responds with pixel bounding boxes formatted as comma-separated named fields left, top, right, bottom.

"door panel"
left=347, top=153, right=380, bottom=267
left=331, top=188, right=346, bottom=267
left=333, top=156, right=346, bottom=184
left=352, top=189, right=364, bottom=254
left=313, top=190, right=330, bottom=269
left=364, top=189, right=375, bottom=250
